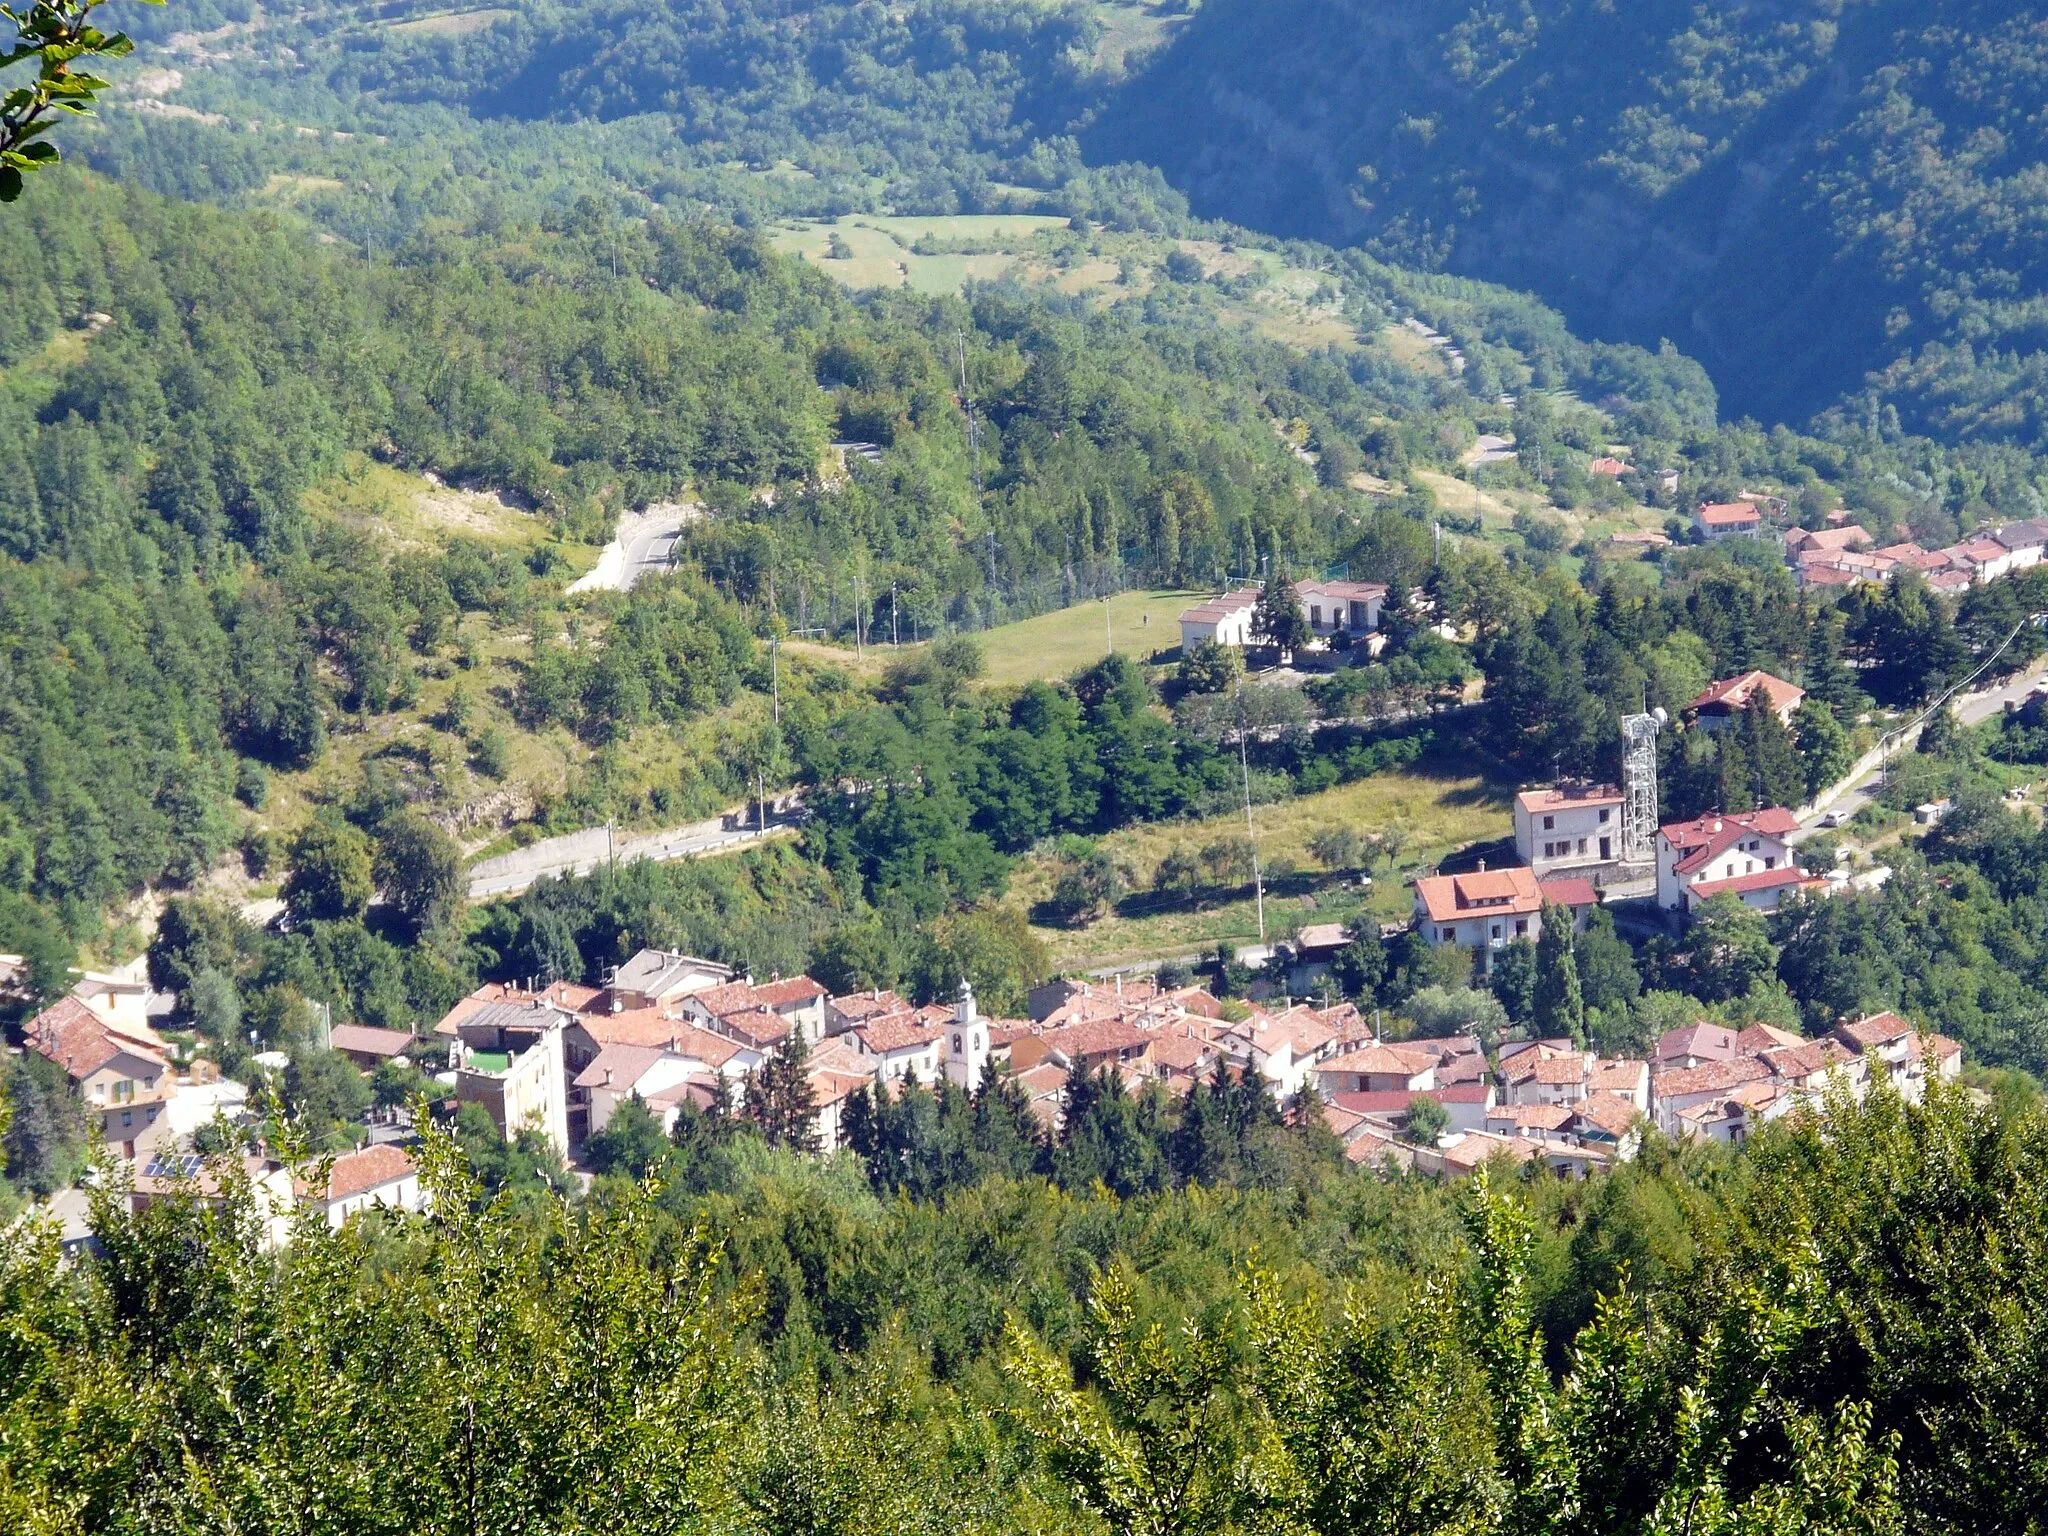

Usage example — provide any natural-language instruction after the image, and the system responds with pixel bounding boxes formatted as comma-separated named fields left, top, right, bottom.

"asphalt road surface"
left=1800, top=663, right=2047, bottom=831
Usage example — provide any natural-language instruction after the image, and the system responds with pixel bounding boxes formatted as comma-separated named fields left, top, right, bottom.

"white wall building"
left=1654, top=809, right=1806, bottom=913
left=1513, top=785, right=1622, bottom=873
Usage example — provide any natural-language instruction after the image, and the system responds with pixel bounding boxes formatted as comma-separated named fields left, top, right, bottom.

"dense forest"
left=9, top=1079, right=2048, bottom=1535
left=1091, top=0, right=2048, bottom=441
left=80, top=0, right=2048, bottom=457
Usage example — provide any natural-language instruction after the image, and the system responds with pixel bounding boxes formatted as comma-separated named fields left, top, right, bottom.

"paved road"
left=467, top=806, right=802, bottom=900
left=1799, top=663, right=2048, bottom=832
left=566, top=503, right=699, bottom=595
left=620, top=516, right=683, bottom=589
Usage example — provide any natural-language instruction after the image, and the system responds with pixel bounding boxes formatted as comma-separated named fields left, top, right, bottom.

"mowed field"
left=1005, top=766, right=1513, bottom=972
left=767, top=215, right=1072, bottom=294
left=977, top=590, right=1205, bottom=685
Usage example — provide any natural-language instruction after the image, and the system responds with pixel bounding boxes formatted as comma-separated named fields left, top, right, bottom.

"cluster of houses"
left=425, top=953, right=1377, bottom=1157
left=5, top=955, right=426, bottom=1245
left=1327, top=1009, right=1961, bottom=1175
left=1784, top=517, right=2048, bottom=593
left=1408, top=666, right=1823, bottom=968
left=1694, top=494, right=2048, bottom=595
left=6, top=936, right=1970, bottom=1217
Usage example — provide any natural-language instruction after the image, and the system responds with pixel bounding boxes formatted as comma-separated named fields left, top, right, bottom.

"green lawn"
left=977, top=589, right=1207, bottom=686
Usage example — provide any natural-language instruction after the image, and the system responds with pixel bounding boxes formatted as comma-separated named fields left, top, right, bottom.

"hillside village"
left=10, top=896, right=1963, bottom=1240
left=11, top=484, right=2033, bottom=1229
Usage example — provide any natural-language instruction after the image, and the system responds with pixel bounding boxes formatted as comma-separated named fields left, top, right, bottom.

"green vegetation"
left=1091, top=0, right=2048, bottom=443
left=12, top=1081, right=2048, bottom=1533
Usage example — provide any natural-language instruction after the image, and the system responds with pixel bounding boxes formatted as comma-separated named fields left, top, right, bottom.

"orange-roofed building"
left=1695, top=501, right=1763, bottom=540
left=1413, top=864, right=1568, bottom=958
left=1688, top=670, right=1806, bottom=731
left=1655, top=808, right=1804, bottom=913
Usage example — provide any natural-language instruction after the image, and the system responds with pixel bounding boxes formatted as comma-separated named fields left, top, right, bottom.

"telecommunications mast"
left=1619, top=707, right=1668, bottom=866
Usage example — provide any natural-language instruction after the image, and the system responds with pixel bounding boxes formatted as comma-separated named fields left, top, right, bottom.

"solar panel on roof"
left=143, top=1151, right=204, bottom=1180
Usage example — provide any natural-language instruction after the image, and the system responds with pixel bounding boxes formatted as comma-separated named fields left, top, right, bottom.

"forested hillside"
left=1090, top=0, right=2048, bottom=440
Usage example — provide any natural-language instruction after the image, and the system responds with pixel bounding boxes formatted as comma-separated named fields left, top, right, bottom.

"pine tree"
left=1533, top=902, right=1586, bottom=1047
left=1740, top=691, right=1804, bottom=808
left=970, top=1063, right=1045, bottom=1179
left=1714, top=730, right=1756, bottom=813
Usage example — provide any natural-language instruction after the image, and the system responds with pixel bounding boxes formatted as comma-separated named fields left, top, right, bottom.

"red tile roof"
left=853, top=1013, right=945, bottom=1055
left=1685, top=867, right=1825, bottom=902
left=1415, top=865, right=1544, bottom=923
left=1698, top=502, right=1762, bottom=526
left=304, top=1145, right=416, bottom=1203
left=751, top=975, right=827, bottom=1007
left=1688, top=670, right=1805, bottom=716
left=23, top=997, right=167, bottom=1080
left=328, top=1024, right=414, bottom=1058
left=1833, top=1012, right=1916, bottom=1050
left=1656, top=1022, right=1737, bottom=1063
left=1536, top=875, right=1600, bottom=910
left=1588, top=456, right=1628, bottom=478
left=1659, top=808, right=1802, bottom=876
left=1654, top=1057, right=1773, bottom=1099
left=1571, top=1094, right=1644, bottom=1139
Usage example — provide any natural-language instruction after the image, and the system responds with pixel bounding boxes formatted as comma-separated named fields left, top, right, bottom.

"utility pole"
left=854, top=564, right=865, bottom=658
left=986, top=528, right=999, bottom=629
left=771, top=632, right=781, bottom=724
left=1237, top=685, right=1266, bottom=943
left=891, top=583, right=899, bottom=647
left=1105, top=597, right=1114, bottom=655
left=957, top=331, right=981, bottom=495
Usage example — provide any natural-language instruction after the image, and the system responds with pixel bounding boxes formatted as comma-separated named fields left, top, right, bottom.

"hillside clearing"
left=1005, top=766, right=1512, bottom=971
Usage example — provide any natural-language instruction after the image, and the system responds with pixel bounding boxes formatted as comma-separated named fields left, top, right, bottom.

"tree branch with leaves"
left=1, top=0, right=153, bottom=202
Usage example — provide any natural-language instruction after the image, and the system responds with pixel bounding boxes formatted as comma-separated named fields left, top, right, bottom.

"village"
left=4, top=491, right=2027, bottom=1244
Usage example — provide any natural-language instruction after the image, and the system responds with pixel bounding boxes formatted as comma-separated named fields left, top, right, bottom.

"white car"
left=1819, top=810, right=1847, bottom=828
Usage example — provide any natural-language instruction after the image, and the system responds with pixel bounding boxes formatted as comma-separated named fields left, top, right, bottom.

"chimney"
left=603, top=1069, right=613, bottom=1087
left=1478, top=858, right=1487, bottom=872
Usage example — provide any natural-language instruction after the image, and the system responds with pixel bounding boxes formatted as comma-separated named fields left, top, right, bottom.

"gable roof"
left=1688, top=670, right=1806, bottom=716
left=572, top=1043, right=672, bottom=1090
left=1536, top=875, right=1600, bottom=910
left=328, top=1024, right=414, bottom=1059
left=1656, top=1022, right=1737, bottom=1063
left=1414, top=865, right=1544, bottom=923
left=303, top=1144, right=416, bottom=1203
left=611, top=949, right=734, bottom=996
left=1659, top=808, right=1802, bottom=875
left=1570, top=1093, right=1644, bottom=1139
left=24, top=997, right=167, bottom=1081
left=1686, top=867, right=1826, bottom=901
left=1178, top=588, right=1261, bottom=625
left=1833, top=1012, right=1917, bottom=1051
left=1698, top=501, right=1762, bottom=526
left=853, top=1013, right=945, bottom=1055
left=1654, top=1056, right=1773, bottom=1099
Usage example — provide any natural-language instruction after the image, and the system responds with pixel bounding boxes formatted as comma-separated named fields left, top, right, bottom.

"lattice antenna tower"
left=1619, top=707, right=1668, bottom=865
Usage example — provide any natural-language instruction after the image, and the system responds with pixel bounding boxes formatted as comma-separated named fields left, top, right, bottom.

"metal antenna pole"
left=1238, top=685, right=1266, bottom=942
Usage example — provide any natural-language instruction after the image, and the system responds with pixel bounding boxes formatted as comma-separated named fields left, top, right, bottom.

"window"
left=1598, top=808, right=1611, bottom=824
left=121, top=1110, right=132, bottom=1128
left=1310, top=605, right=1322, bottom=626
left=1439, top=928, right=1454, bottom=943
left=1515, top=919, right=1528, bottom=936
left=1542, top=815, right=1555, bottom=830
left=1764, top=856, right=1776, bottom=869
left=1576, top=838, right=1587, bottom=854
left=1599, top=836, right=1611, bottom=860
left=952, top=1034, right=962, bottom=1053
left=1490, top=923, right=1502, bottom=940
